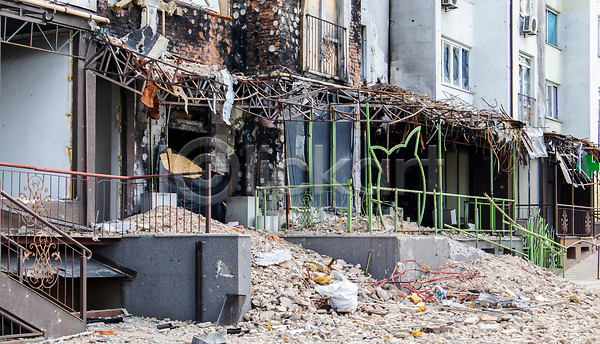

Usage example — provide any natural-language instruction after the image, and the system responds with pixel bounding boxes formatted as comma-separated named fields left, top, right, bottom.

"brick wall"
left=97, top=0, right=232, bottom=68
left=243, top=0, right=360, bottom=85
left=347, top=0, right=362, bottom=86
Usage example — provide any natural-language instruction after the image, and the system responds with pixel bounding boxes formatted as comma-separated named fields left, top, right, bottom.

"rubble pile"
left=61, top=230, right=600, bottom=344
left=121, top=206, right=243, bottom=235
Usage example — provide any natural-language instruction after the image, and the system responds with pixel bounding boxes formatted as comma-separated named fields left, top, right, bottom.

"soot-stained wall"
left=98, top=0, right=232, bottom=68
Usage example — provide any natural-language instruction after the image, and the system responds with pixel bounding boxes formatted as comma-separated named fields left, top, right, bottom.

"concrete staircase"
left=0, top=272, right=85, bottom=340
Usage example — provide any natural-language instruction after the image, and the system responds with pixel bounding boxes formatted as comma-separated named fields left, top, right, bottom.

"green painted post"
left=475, top=198, right=479, bottom=248
left=308, top=111, right=314, bottom=186
left=457, top=196, right=461, bottom=230
left=347, top=179, right=352, bottom=233
left=366, top=103, right=373, bottom=233
left=434, top=189, right=438, bottom=233
left=263, top=189, right=267, bottom=230
left=511, top=143, right=517, bottom=252
left=394, top=189, right=398, bottom=232
left=417, top=193, right=422, bottom=226
left=332, top=121, right=337, bottom=208
left=254, top=189, right=258, bottom=231
left=490, top=146, right=494, bottom=233
left=437, top=123, right=443, bottom=234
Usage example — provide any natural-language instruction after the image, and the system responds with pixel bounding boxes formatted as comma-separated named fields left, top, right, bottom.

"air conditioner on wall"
left=522, top=15, right=538, bottom=35
left=442, top=0, right=458, bottom=10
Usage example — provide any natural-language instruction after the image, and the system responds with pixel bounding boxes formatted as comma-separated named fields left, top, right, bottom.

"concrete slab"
left=91, top=234, right=251, bottom=322
left=283, top=235, right=493, bottom=280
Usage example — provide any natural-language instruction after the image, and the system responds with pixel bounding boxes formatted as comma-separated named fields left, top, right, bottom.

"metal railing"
left=304, top=13, right=347, bottom=80
left=516, top=203, right=600, bottom=237
left=254, top=181, right=353, bottom=232
left=374, top=187, right=515, bottom=234
left=0, top=163, right=213, bottom=237
left=518, top=93, right=535, bottom=125
left=0, top=188, right=92, bottom=320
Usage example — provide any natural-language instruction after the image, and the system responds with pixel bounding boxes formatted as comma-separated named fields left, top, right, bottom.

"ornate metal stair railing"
left=0, top=187, right=91, bottom=321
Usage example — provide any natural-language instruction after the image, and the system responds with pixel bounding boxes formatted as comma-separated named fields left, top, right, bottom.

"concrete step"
left=0, top=273, right=85, bottom=339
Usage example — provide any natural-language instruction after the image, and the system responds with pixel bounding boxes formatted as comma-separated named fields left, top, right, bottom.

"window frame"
left=441, top=39, right=470, bottom=92
left=546, top=82, right=558, bottom=120
left=546, top=8, right=558, bottom=47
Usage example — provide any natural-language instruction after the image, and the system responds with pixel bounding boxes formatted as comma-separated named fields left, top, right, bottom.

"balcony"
left=304, top=14, right=347, bottom=80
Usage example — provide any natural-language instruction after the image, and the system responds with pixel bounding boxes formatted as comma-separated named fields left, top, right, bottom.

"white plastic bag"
left=254, top=249, right=293, bottom=266
left=315, top=280, right=358, bottom=312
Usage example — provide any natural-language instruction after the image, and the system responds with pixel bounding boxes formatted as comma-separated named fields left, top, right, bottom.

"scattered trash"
left=157, top=322, right=179, bottom=330
left=407, top=294, right=422, bottom=304
left=254, top=249, right=293, bottom=266
left=315, top=280, right=358, bottom=312
left=226, top=328, right=250, bottom=334
left=314, top=276, right=331, bottom=285
left=570, top=295, right=581, bottom=303
left=412, top=330, right=423, bottom=337
left=476, top=293, right=518, bottom=309
left=195, top=330, right=227, bottom=344
left=433, top=285, right=447, bottom=302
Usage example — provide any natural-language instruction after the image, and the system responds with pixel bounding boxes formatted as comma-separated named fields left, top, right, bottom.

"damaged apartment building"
left=1, top=0, right=600, bottom=339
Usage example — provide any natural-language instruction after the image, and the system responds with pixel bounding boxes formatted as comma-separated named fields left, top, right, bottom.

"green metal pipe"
left=256, top=183, right=351, bottom=190
left=332, top=121, right=337, bottom=207
left=394, top=189, right=398, bottom=233
left=433, top=189, right=438, bottom=233
left=511, top=143, right=517, bottom=252
left=263, top=190, right=267, bottom=230
left=347, top=179, right=352, bottom=233
left=254, top=189, right=258, bottom=231
left=308, top=110, right=314, bottom=186
left=445, top=224, right=525, bottom=256
left=417, top=193, right=421, bottom=226
left=377, top=186, right=514, bottom=202
left=366, top=103, right=373, bottom=233
left=486, top=193, right=566, bottom=249
left=490, top=145, right=494, bottom=233
left=457, top=196, right=461, bottom=230
left=437, top=122, right=443, bottom=235
left=475, top=198, right=479, bottom=248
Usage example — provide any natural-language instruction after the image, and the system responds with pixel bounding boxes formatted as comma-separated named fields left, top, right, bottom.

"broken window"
left=443, top=42, right=451, bottom=84
left=518, top=55, right=533, bottom=124
left=546, top=82, right=558, bottom=119
left=547, top=8, right=558, bottom=46
left=441, top=40, right=469, bottom=91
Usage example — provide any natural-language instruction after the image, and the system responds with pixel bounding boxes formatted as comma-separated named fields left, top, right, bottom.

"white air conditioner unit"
left=522, top=15, right=538, bottom=35
left=442, top=0, right=458, bottom=10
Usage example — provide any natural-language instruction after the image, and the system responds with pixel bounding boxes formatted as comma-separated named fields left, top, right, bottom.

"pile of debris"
left=65, top=229, right=600, bottom=344
left=98, top=206, right=244, bottom=235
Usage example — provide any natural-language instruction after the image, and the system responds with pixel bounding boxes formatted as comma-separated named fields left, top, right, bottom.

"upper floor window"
left=546, top=82, right=558, bottom=119
left=442, top=40, right=469, bottom=91
left=518, top=55, right=533, bottom=124
left=547, top=8, right=558, bottom=46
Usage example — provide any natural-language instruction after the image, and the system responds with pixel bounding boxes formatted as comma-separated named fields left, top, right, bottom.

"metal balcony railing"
left=304, top=14, right=347, bottom=80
